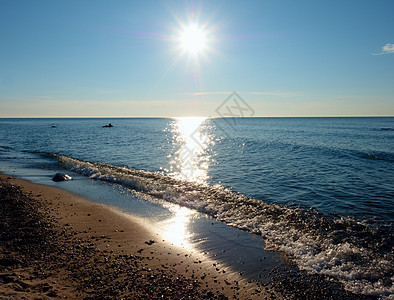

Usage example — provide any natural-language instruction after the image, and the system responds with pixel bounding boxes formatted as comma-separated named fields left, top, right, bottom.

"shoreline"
left=0, top=173, right=276, bottom=299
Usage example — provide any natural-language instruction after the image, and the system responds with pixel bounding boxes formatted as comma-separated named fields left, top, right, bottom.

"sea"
left=0, top=117, right=393, bottom=298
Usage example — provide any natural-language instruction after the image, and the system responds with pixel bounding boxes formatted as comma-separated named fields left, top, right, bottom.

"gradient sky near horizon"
left=0, top=0, right=393, bottom=117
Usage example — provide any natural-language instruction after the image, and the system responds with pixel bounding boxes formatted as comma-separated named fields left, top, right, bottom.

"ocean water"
left=0, top=117, right=393, bottom=298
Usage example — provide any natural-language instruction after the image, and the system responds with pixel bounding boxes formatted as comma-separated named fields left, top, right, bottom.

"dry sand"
left=0, top=173, right=280, bottom=299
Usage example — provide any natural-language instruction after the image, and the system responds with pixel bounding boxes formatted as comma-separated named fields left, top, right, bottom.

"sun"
left=180, top=24, right=207, bottom=54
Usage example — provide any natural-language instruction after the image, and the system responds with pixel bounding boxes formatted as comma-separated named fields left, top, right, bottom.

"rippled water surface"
left=1, top=117, right=393, bottom=219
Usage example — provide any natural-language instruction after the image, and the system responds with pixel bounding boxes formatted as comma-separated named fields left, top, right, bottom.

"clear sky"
left=0, top=0, right=393, bottom=117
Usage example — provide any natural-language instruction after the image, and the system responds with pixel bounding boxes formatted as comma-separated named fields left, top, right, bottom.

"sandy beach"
left=0, top=173, right=279, bottom=299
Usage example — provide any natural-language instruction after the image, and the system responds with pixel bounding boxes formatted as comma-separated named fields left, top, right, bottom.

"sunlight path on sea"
left=161, top=117, right=213, bottom=247
left=167, top=117, right=213, bottom=184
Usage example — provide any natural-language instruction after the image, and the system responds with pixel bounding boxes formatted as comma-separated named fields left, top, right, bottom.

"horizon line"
left=0, top=115, right=393, bottom=119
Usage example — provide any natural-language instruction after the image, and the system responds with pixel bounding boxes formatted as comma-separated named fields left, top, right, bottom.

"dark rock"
left=52, top=173, right=72, bottom=182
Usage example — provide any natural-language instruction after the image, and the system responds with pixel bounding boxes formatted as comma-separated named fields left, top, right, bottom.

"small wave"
left=359, top=152, right=394, bottom=162
left=335, top=148, right=394, bottom=163
left=49, top=153, right=393, bottom=298
left=0, top=146, right=14, bottom=150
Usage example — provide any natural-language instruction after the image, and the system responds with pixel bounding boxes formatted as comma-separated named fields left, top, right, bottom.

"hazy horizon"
left=1, top=115, right=393, bottom=119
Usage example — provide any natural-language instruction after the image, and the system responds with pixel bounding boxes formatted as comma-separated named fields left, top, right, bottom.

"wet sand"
left=0, top=173, right=279, bottom=299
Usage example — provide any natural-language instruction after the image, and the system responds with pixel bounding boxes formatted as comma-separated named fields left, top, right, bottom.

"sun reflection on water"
left=160, top=204, right=197, bottom=249
left=168, top=117, right=213, bottom=183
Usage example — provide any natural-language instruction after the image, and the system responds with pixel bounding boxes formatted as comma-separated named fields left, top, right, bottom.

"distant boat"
left=51, top=125, right=57, bottom=128
left=103, top=123, right=114, bottom=128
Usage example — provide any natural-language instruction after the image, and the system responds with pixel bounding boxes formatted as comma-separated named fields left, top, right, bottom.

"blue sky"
left=0, top=0, right=393, bottom=117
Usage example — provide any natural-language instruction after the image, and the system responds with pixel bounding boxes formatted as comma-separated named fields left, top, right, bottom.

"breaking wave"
left=50, top=153, right=393, bottom=298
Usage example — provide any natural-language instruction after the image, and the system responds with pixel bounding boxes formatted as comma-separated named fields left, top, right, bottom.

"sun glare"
left=180, top=24, right=207, bottom=54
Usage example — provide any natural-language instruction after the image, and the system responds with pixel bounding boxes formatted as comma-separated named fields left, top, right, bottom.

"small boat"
left=103, top=123, right=114, bottom=128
